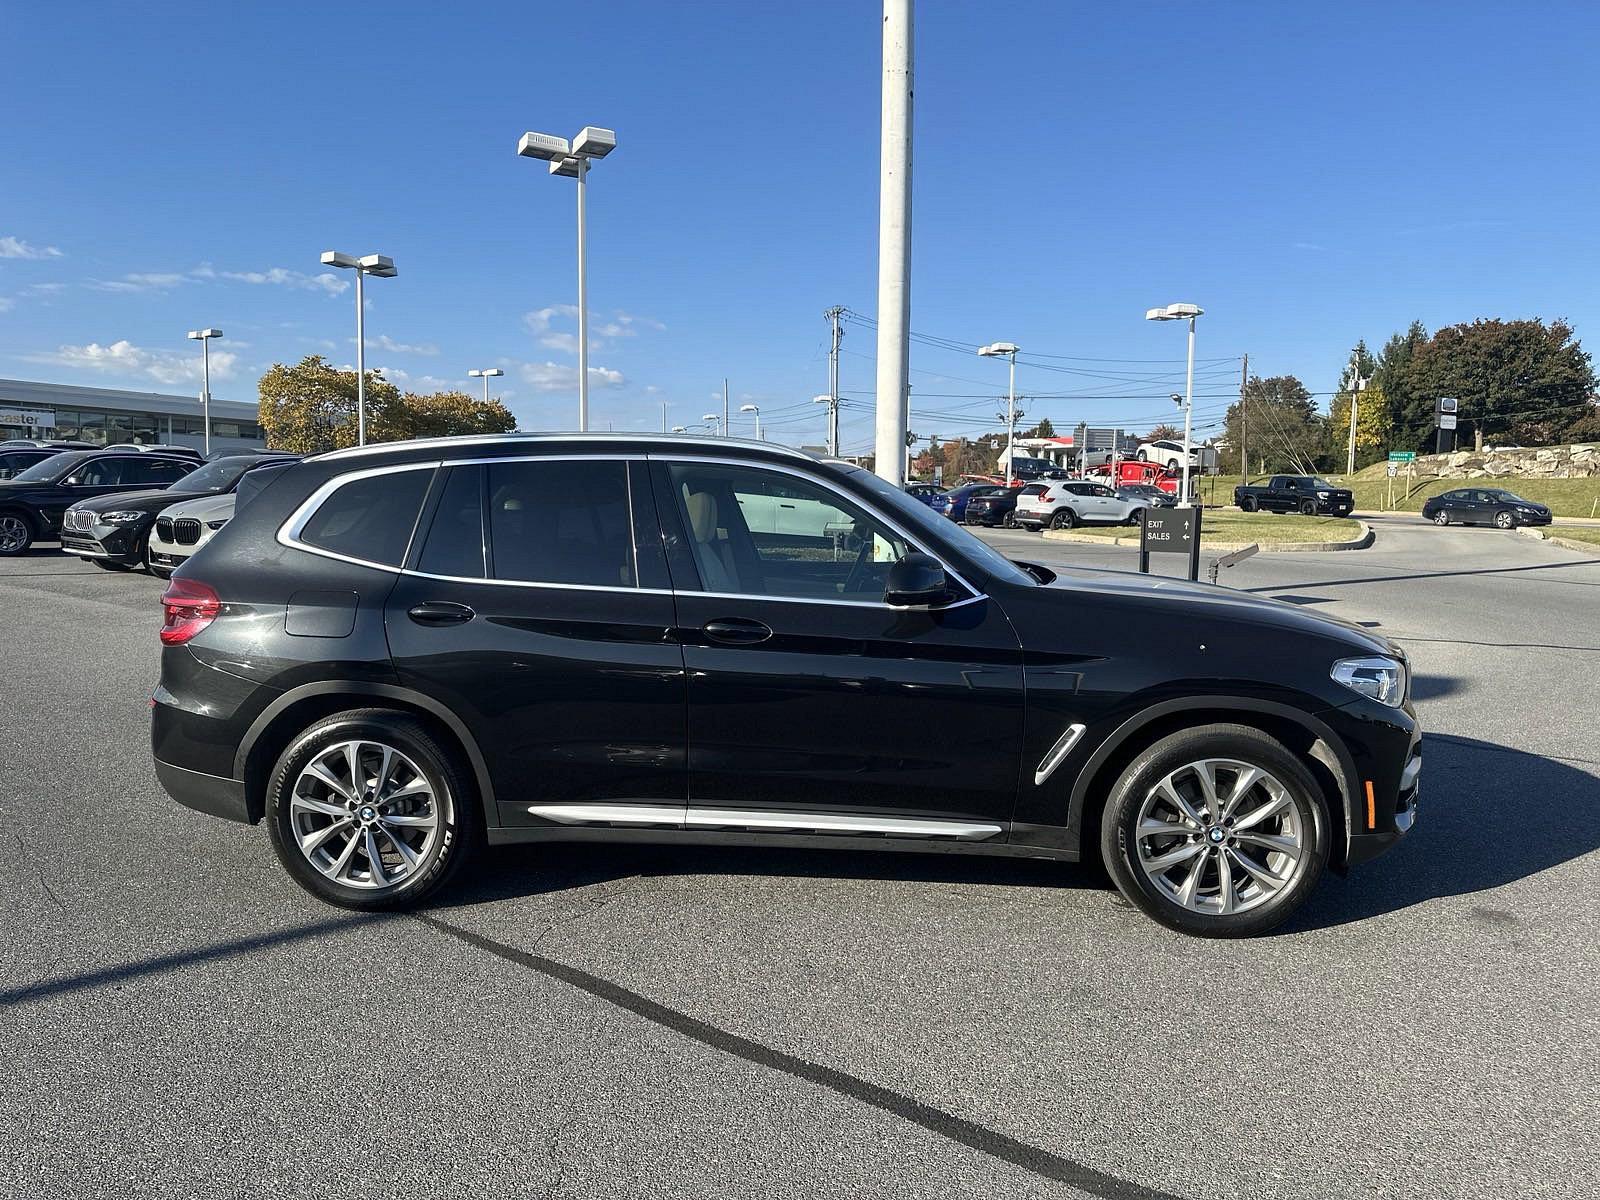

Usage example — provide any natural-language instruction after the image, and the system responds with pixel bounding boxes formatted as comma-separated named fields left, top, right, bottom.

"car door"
left=384, top=455, right=687, bottom=830
left=1084, top=483, right=1124, bottom=522
left=46, top=455, right=147, bottom=529
left=651, top=455, right=1025, bottom=834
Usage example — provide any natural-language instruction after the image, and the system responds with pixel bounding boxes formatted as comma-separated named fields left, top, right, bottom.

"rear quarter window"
left=296, top=467, right=433, bottom=566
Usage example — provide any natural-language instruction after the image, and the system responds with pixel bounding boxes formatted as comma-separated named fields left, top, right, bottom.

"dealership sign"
left=0, top=407, right=56, bottom=429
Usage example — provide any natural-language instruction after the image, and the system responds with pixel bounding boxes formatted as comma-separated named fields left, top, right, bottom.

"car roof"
left=308, top=431, right=821, bottom=467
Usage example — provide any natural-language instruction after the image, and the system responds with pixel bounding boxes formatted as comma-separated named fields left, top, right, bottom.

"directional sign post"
left=1139, top=506, right=1202, bottom=581
left=1388, top=450, right=1416, bottom=508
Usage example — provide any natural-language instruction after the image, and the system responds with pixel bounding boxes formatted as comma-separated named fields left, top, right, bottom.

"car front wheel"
left=266, top=709, right=479, bottom=910
left=1101, top=724, right=1329, bottom=937
left=0, top=512, right=34, bottom=556
left=1299, top=499, right=1317, bottom=515
left=1494, top=510, right=1515, bottom=529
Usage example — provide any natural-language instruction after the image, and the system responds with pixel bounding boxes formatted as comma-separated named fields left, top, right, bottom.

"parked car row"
left=0, top=443, right=298, bottom=568
left=906, top=478, right=1181, bottom=532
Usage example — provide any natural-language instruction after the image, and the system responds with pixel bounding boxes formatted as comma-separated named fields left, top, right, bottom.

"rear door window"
left=417, top=465, right=487, bottom=579
left=297, top=467, right=433, bottom=566
left=486, top=459, right=635, bottom=588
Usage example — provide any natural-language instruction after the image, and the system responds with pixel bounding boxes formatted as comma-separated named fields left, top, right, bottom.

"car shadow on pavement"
left=1290, top=732, right=1600, bottom=931
left=442, top=840, right=1103, bottom=910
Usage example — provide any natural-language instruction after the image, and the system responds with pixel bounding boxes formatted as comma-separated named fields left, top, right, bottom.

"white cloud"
left=519, top=361, right=626, bottom=393
left=0, top=236, right=63, bottom=260
left=220, top=267, right=347, bottom=295
left=88, top=272, right=189, bottom=293
left=373, top=365, right=409, bottom=382
left=0, top=297, right=14, bottom=313
left=25, top=282, right=67, bottom=295
left=525, top=305, right=660, bottom=355
left=524, top=305, right=580, bottom=335
left=366, top=333, right=439, bottom=356
left=25, top=339, right=239, bottom=387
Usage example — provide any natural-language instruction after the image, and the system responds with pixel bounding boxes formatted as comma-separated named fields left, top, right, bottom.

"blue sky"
left=3, top=1, right=1596, bottom=453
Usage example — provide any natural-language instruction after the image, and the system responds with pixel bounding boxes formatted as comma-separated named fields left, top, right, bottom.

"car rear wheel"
left=1124, top=507, right=1144, bottom=526
left=1136, top=450, right=1149, bottom=462
left=1432, top=510, right=1451, bottom=526
left=266, top=710, right=479, bottom=910
left=1050, top=508, right=1076, bottom=530
left=0, top=512, right=34, bottom=556
left=1166, top=459, right=1180, bottom=472
left=1002, top=510, right=1017, bottom=528
left=1494, top=510, right=1515, bottom=529
left=1100, top=724, right=1329, bottom=937
left=1239, top=496, right=1257, bottom=513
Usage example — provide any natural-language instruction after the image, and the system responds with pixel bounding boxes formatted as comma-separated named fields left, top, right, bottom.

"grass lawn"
left=1060, top=511, right=1362, bottom=544
left=1543, top=525, right=1600, bottom=548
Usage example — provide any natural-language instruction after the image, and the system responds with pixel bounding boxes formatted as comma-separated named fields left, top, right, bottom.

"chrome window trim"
left=651, top=452, right=990, bottom=608
left=277, top=449, right=992, bottom=611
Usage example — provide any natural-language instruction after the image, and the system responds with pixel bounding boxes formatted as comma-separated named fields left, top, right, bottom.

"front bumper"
left=60, top=525, right=142, bottom=562
left=1516, top=512, right=1552, bottom=526
left=154, top=756, right=250, bottom=824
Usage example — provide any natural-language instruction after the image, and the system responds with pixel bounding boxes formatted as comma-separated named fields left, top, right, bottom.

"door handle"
left=702, top=617, right=773, bottom=645
left=407, top=601, right=475, bottom=626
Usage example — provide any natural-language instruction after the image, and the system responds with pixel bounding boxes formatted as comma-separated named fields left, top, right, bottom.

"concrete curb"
left=1517, top=527, right=1600, bottom=556
left=1042, top=520, right=1374, bottom=554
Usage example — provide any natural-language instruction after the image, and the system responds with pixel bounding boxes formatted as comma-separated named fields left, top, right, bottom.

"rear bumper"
left=154, top=756, right=251, bottom=824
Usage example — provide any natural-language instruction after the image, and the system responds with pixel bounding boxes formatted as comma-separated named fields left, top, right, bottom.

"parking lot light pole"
left=702, top=413, right=721, bottom=436
left=322, top=252, right=397, bottom=446
left=978, top=342, right=1020, bottom=480
left=517, top=126, right=617, bottom=432
left=1145, top=304, right=1203, bottom=505
left=467, top=367, right=505, bottom=405
left=739, top=403, right=762, bottom=439
left=186, top=328, right=222, bottom=455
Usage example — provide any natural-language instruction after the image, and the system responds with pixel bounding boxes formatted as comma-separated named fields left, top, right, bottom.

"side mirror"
left=884, top=552, right=949, bottom=609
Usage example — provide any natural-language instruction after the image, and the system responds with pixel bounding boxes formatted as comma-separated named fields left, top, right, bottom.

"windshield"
left=1310, top=478, right=1339, bottom=489
left=10, top=450, right=90, bottom=483
left=174, top=458, right=255, bottom=493
left=1489, top=490, right=1532, bottom=504
left=831, top=463, right=1038, bottom=588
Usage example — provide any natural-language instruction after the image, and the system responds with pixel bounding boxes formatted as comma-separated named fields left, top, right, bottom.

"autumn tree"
left=1327, top=382, right=1393, bottom=469
left=1218, top=375, right=1323, bottom=474
left=258, top=359, right=517, bottom=453
left=258, top=356, right=400, bottom=453
left=1145, top=423, right=1182, bottom=441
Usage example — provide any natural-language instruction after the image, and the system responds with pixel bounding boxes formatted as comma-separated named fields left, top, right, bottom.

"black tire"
left=1002, top=511, right=1017, bottom=528
left=1494, top=510, right=1515, bottom=530
left=1125, top=507, right=1144, bottom=527
left=1239, top=496, right=1257, bottom=513
left=1099, top=723, right=1329, bottom=937
left=1166, top=459, right=1181, bottom=472
left=266, top=709, right=480, bottom=911
left=0, top=510, right=35, bottom=556
left=1051, top=507, right=1076, bottom=530
left=1299, top=500, right=1317, bottom=515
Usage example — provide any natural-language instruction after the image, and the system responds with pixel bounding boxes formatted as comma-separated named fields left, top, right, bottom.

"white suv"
left=1014, top=480, right=1142, bottom=530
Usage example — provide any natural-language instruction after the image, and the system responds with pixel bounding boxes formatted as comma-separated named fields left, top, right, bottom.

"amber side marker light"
left=1364, top=780, right=1377, bottom=829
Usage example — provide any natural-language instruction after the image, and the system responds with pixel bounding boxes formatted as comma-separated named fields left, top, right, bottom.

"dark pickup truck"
left=1234, top=475, right=1355, bottom=516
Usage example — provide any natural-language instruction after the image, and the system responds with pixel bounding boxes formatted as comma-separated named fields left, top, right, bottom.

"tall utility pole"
left=722, top=378, right=730, bottom=436
left=825, top=306, right=844, bottom=457
left=661, top=399, right=667, bottom=433
left=1238, top=353, right=1249, bottom=483
left=1345, top=351, right=1366, bottom=476
left=874, top=0, right=914, bottom=484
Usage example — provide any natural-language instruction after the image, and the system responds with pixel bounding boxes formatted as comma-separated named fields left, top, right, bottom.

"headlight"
left=98, top=511, right=145, bottom=524
left=1331, top=655, right=1405, bottom=707
left=1316, top=491, right=1330, bottom=499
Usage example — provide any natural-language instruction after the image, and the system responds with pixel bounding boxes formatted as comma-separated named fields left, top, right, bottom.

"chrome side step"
left=1033, top=722, right=1086, bottom=786
left=525, top=802, right=1001, bottom=841
left=685, top=808, right=1001, bottom=840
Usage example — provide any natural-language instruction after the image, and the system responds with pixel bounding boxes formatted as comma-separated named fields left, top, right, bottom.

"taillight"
left=160, top=577, right=222, bottom=645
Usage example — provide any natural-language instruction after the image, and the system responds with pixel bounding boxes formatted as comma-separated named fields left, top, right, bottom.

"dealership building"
left=0, top=377, right=266, bottom=453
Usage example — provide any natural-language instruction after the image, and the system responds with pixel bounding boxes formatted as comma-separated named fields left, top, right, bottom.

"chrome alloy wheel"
left=0, top=515, right=29, bottom=554
left=1133, top=758, right=1305, bottom=916
left=290, top=740, right=440, bottom=889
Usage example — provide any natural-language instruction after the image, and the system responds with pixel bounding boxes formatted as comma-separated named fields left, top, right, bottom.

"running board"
left=524, top=802, right=1001, bottom=841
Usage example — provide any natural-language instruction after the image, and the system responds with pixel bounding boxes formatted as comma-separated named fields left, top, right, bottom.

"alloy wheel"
left=0, top=515, right=29, bottom=554
left=1433, top=511, right=1450, bottom=526
left=289, top=739, right=440, bottom=890
left=1495, top=511, right=1514, bottom=529
left=1133, top=758, right=1306, bottom=917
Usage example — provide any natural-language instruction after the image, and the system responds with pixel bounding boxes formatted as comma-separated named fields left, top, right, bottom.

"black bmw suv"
left=152, top=434, right=1420, bottom=937
left=60, top=452, right=299, bottom=571
left=0, top=448, right=196, bottom=556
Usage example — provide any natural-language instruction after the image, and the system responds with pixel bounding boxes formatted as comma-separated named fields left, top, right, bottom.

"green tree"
left=1145, top=423, right=1182, bottom=441
left=1219, top=375, right=1323, bottom=475
left=1033, top=416, right=1055, bottom=438
left=1391, top=318, right=1594, bottom=446
left=258, top=356, right=400, bottom=453
left=385, top=389, right=517, bottom=441
left=1371, top=321, right=1428, bottom=445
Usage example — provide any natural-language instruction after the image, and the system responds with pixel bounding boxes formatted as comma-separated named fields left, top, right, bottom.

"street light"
left=670, top=425, right=688, bottom=434
left=739, top=402, right=762, bottom=440
left=467, top=367, right=505, bottom=405
left=702, top=413, right=721, bottom=435
left=185, top=328, right=223, bottom=455
left=321, top=251, right=397, bottom=446
left=977, top=342, right=1020, bottom=480
left=1145, top=303, right=1204, bottom=505
left=517, top=124, right=617, bottom=433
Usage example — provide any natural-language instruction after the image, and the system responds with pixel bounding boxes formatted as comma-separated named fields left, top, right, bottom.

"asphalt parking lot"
left=2, top=517, right=1597, bottom=1200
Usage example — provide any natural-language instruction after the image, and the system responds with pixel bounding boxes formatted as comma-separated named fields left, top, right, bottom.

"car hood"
left=159, top=492, right=236, bottom=521
left=1030, top=566, right=1397, bottom=658
left=72, top=487, right=210, bottom=514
